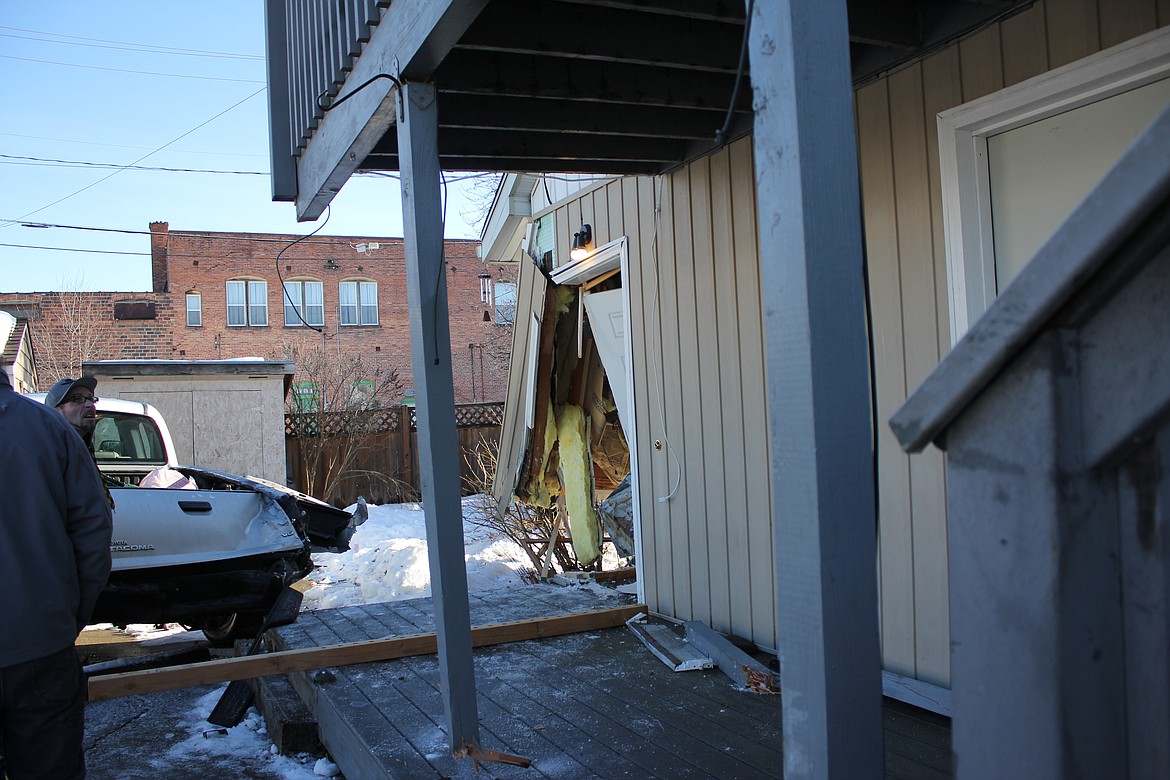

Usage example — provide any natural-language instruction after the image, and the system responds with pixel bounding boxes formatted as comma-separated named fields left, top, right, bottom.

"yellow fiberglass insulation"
left=555, top=403, right=601, bottom=565
left=525, top=396, right=561, bottom=508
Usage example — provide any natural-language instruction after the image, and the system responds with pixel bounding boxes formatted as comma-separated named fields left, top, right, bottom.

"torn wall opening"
left=514, top=277, right=633, bottom=570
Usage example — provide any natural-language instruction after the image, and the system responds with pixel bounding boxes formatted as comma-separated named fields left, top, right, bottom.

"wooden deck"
left=268, top=584, right=951, bottom=779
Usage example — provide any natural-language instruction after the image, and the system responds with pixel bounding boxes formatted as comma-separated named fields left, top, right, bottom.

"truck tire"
left=201, top=612, right=264, bottom=647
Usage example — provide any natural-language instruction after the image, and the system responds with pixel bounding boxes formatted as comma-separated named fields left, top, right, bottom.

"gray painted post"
left=395, top=80, right=480, bottom=752
left=747, top=1, right=884, bottom=777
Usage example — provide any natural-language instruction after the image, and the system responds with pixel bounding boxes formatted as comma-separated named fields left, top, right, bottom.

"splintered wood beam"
left=87, top=604, right=646, bottom=701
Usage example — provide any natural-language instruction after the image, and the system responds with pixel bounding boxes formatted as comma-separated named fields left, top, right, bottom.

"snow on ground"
left=302, top=494, right=533, bottom=609
left=156, top=689, right=341, bottom=778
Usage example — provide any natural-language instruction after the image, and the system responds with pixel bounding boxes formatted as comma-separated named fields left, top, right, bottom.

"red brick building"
left=0, top=223, right=516, bottom=403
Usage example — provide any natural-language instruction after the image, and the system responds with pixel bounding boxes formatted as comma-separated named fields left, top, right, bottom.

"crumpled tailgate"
left=108, top=487, right=305, bottom=572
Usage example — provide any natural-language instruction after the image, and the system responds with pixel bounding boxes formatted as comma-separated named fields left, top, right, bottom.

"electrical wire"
left=647, top=175, right=682, bottom=503
left=0, top=153, right=267, bottom=175
left=0, top=131, right=266, bottom=157
left=0, top=54, right=265, bottom=83
left=275, top=206, right=332, bottom=333
left=2, top=87, right=265, bottom=228
left=2, top=220, right=422, bottom=248
left=318, top=73, right=401, bottom=113
left=0, top=242, right=147, bottom=256
left=714, top=0, right=754, bottom=147
left=0, top=27, right=265, bottom=60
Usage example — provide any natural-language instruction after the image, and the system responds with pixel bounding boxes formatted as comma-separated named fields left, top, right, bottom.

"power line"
left=0, top=242, right=148, bottom=257
left=3, top=220, right=411, bottom=247
left=0, top=27, right=265, bottom=60
left=3, top=87, right=266, bottom=227
left=0, top=153, right=268, bottom=176
left=0, top=54, right=265, bottom=83
left=0, top=131, right=266, bottom=158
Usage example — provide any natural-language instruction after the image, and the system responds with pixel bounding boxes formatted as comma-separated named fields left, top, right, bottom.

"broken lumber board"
left=683, top=621, right=779, bottom=694
left=627, top=615, right=714, bottom=672
left=592, top=567, right=636, bottom=584
left=88, top=603, right=646, bottom=701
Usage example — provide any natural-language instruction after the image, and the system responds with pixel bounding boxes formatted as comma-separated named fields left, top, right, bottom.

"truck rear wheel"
left=201, top=612, right=264, bottom=647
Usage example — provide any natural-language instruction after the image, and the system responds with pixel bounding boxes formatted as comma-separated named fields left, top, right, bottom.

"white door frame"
left=938, top=26, right=1170, bottom=343
left=551, top=236, right=644, bottom=601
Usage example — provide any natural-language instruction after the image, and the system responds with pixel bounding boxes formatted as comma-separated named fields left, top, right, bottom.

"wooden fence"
left=285, top=402, right=504, bottom=507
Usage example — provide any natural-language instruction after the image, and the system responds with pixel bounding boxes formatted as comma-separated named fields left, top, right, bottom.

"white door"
left=582, top=288, right=632, bottom=433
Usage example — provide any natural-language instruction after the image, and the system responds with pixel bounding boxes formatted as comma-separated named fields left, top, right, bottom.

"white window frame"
left=185, top=293, right=202, bottom=327
left=339, top=280, right=378, bottom=326
left=283, top=280, right=324, bottom=327
left=226, top=279, right=268, bottom=327
left=938, top=26, right=1170, bottom=343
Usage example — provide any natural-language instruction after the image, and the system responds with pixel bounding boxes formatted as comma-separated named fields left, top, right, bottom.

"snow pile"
left=303, top=495, right=532, bottom=610
left=153, top=688, right=339, bottom=779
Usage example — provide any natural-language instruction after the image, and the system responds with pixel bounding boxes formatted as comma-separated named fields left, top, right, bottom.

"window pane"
left=226, top=281, right=246, bottom=326
left=305, top=282, right=324, bottom=326
left=339, top=282, right=357, bottom=326
left=283, top=282, right=302, bottom=326
left=494, top=282, right=517, bottom=325
left=248, top=281, right=268, bottom=326
left=359, top=282, right=378, bottom=325
left=186, top=293, right=202, bottom=327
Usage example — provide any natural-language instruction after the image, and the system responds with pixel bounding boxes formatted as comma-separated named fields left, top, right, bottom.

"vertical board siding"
left=688, top=159, right=723, bottom=627
left=858, top=0, right=1166, bottom=685
left=888, top=63, right=952, bottom=686
left=663, top=174, right=695, bottom=619
left=545, top=137, right=774, bottom=648
left=959, top=25, right=1005, bottom=102
left=491, top=253, right=545, bottom=503
left=707, top=148, right=742, bottom=636
left=1046, top=0, right=1101, bottom=67
left=653, top=178, right=685, bottom=618
left=1100, top=0, right=1157, bottom=48
left=857, top=78, right=917, bottom=678
left=728, top=140, right=774, bottom=646
left=1001, top=3, right=1050, bottom=84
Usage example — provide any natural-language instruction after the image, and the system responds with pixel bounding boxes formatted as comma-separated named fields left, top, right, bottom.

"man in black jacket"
left=0, top=369, right=113, bottom=779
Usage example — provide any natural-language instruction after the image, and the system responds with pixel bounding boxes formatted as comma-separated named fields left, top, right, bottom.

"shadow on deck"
left=268, top=584, right=951, bottom=779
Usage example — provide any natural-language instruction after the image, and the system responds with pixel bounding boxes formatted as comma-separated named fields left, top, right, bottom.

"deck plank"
left=269, top=584, right=952, bottom=779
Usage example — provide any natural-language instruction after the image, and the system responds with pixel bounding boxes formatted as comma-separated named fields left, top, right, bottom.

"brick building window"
left=493, top=281, right=517, bottom=325
left=283, top=280, right=324, bottom=327
left=339, top=280, right=378, bottom=326
left=186, top=293, right=202, bottom=327
left=227, top=279, right=268, bottom=326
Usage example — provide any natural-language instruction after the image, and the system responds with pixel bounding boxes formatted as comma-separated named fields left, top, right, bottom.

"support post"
left=748, top=1, right=884, bottom=777
left=395, top=79, right=480, bottom=752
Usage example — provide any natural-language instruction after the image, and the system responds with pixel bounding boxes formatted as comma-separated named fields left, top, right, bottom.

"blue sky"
left=0, top=2, right=485, bottom=293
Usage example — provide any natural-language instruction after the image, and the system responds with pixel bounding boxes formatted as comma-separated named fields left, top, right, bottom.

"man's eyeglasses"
left=63, top=395, right=98, bottom=406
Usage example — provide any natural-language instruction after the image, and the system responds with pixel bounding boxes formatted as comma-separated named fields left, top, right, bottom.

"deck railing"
left=264, top=0, right=389, bottom=198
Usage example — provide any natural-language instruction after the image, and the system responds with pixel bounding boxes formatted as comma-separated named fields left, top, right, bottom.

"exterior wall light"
left=570, top=224, right=592, bottom=261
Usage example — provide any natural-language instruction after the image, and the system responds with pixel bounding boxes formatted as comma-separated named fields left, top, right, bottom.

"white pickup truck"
left=32, top=394, right=352, bottom=644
